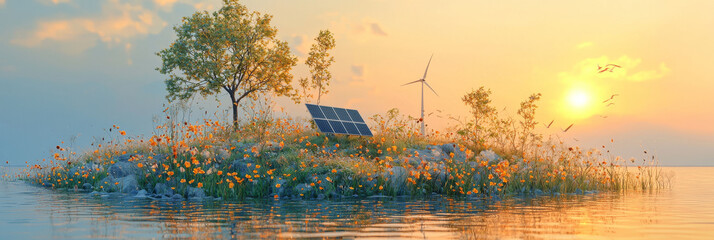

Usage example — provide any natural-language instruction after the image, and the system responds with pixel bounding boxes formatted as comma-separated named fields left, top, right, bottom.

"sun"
left=568, top=89, right=590, bottom=108
left=564, top=88, right=595, bottom=119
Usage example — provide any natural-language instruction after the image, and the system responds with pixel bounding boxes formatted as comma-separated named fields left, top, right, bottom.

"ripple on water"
left=0, top=167, right=713, bottom=239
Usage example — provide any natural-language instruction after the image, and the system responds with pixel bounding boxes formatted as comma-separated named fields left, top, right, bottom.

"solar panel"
left=328, top=120, right=348, bottom=134
left=305, top=104, right=373, bottom=137
left=320, top=106, right=339, bottom=120
left=356, top=123, right=373, bottom=136
left=313, top=119, right=333, bottom=133
left=333, top=108, right=352, bottom=121
left=343, top=122, right=360, bottom=135
left=306, top=104, right=325, bottom=119
left=347, top=109, right=364, bottom=123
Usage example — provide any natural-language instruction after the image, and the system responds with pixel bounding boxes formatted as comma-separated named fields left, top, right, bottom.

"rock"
left=108, top=161, right=140, bottom=178
left=82, top=183, right=93, bottom=191
left=172, top=194, right=184, bottom=200
left=154, top=183, right=173, bottom=196
left=575, top=189, right=583, bottom=194
left=88, top=191, right=101, bottom=197
left=113, top=154, right=133, bottom=162
left=98, top=176, right=117, bottom=192
left=294, top=183, right=313, bottom=197
left=230, top=160, right=254, bottom=177
left=479, top=150, right=500, bottom=162
left=187, top=187, right=206, bottom=199
left=385, top=166, right=407, bottom=194
left=441, top=143, right=468, bottom=161
left=216, top=148, right=230, bottom=162
left=118, top=175, right=138, bottom=193
left=134, top=189, right=148, bottom=198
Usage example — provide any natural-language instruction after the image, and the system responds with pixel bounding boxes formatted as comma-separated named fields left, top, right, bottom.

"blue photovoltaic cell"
left=328, top=120, right=347, bottom=134
left=305, top=104, right=372, bottom=137
left=333, top=108, right=352, bottom=121
left=356, top=123, right=372, bottom=136
left=347, top=109, right=364, bottom=123
left=313, top=119, right=333, bottom=133
left=342, top=122, right=360, bottom=135
left=305, top=104, right=325, bottom=119
left=320, top=106, right=339, bottom=120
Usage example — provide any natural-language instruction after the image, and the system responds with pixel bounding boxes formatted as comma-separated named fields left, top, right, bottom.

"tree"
left=300, top=30, right=335, bottom=104
left=156, top=0, right=298, bottom=128
left=462, top=87, right=497, bottom=146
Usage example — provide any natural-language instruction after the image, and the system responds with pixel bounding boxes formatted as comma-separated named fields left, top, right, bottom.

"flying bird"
left=544, top=120, right=554, bottom=128
left=597, top=64, right=622, bottom=73
left=602, top=94, right=619, bottom=103
left=606, top=102, right=615, bottom=107
left=562, top=123, right=574, bottom=133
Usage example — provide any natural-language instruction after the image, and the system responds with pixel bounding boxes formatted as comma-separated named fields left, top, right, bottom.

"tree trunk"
left=229, top=91, right=238, bottom=129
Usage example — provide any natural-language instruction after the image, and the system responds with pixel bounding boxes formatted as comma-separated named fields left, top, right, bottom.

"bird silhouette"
left=597, top=64, right=622, bottom=73
left=562, top=124, right=574, bottom=133
left=606, top=102, right=615, bottom=107
left=602, top=94, right=619, bottom=103
left=544, top=120, right=554, bottom=128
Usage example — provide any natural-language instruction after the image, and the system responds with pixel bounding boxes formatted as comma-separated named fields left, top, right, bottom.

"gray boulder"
left=117, top=175, right=138, bottom=193
left=154, top=183, right=174, bottom=196
left=108, top=161, right=140, bottom=178
left=187, top=187, right=206, bottom=199
left=134, top=189, right=148, bottom=198
left=385, top=166, right=407, bottom=194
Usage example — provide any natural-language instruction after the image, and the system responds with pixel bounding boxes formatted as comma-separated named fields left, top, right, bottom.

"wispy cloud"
left=154, top=0, right=221, bottom=11
left=561, top=55, right=670, bottom=82
left=370, top=23, right=387, bottom=36
left=576, top=41, right=592, bottom=49
left=351, top=64, right=364, bottom=77
left=288, top=34, right=310, bottom=58
left=12, top=0, right=166, bottom=52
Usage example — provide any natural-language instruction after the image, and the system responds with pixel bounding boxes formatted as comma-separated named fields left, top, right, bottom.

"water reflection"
left=1, top=167, right=713, bottom=239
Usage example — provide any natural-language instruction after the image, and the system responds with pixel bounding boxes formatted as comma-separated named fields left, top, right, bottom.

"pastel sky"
left=1, top=0, right=713, bottom=166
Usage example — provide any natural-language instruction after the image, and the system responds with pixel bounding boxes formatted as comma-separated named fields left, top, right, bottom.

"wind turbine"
left=402, top=54, right=438, bottom=136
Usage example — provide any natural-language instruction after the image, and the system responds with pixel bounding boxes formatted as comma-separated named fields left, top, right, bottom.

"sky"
left=1, top=0, right=713, bottom=166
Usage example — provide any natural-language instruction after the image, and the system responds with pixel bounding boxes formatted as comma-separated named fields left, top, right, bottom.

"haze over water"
left=1, top=167, right=711, bottom=239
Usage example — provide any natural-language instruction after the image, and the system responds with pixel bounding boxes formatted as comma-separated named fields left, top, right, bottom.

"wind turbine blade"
left=422, top=54, right=433, bottom=80
left=401, top=79, right=423, bottom=86
left=423, top=81, right=438, bottom=96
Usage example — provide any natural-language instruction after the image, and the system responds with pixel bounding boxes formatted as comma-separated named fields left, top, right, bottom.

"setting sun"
left=564, top=88, right=594, bottom=119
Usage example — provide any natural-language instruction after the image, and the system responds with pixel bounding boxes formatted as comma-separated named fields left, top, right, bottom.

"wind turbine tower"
left=402, top=54, right=438, bottom=136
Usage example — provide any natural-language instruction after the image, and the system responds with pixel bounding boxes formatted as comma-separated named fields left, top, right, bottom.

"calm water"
left=0, top=167, right=712, bottom=239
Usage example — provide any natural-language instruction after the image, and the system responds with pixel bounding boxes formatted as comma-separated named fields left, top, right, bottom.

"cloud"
left=0, top=0, right=5, bottom=7
left=576, top=41, right=592, bottom=49
left=12, top=0, right=166, bottom=52
left=562, top=55, right=670, bottom=82
left=351, top=64, right=364, bottom=77
left=626, top=63, right=671, bottom=82
left=288, top=34, right=310, bottom=57
left=370, top=23, right=387, bottom=36
left=154, top=0, right=221, bottom=11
